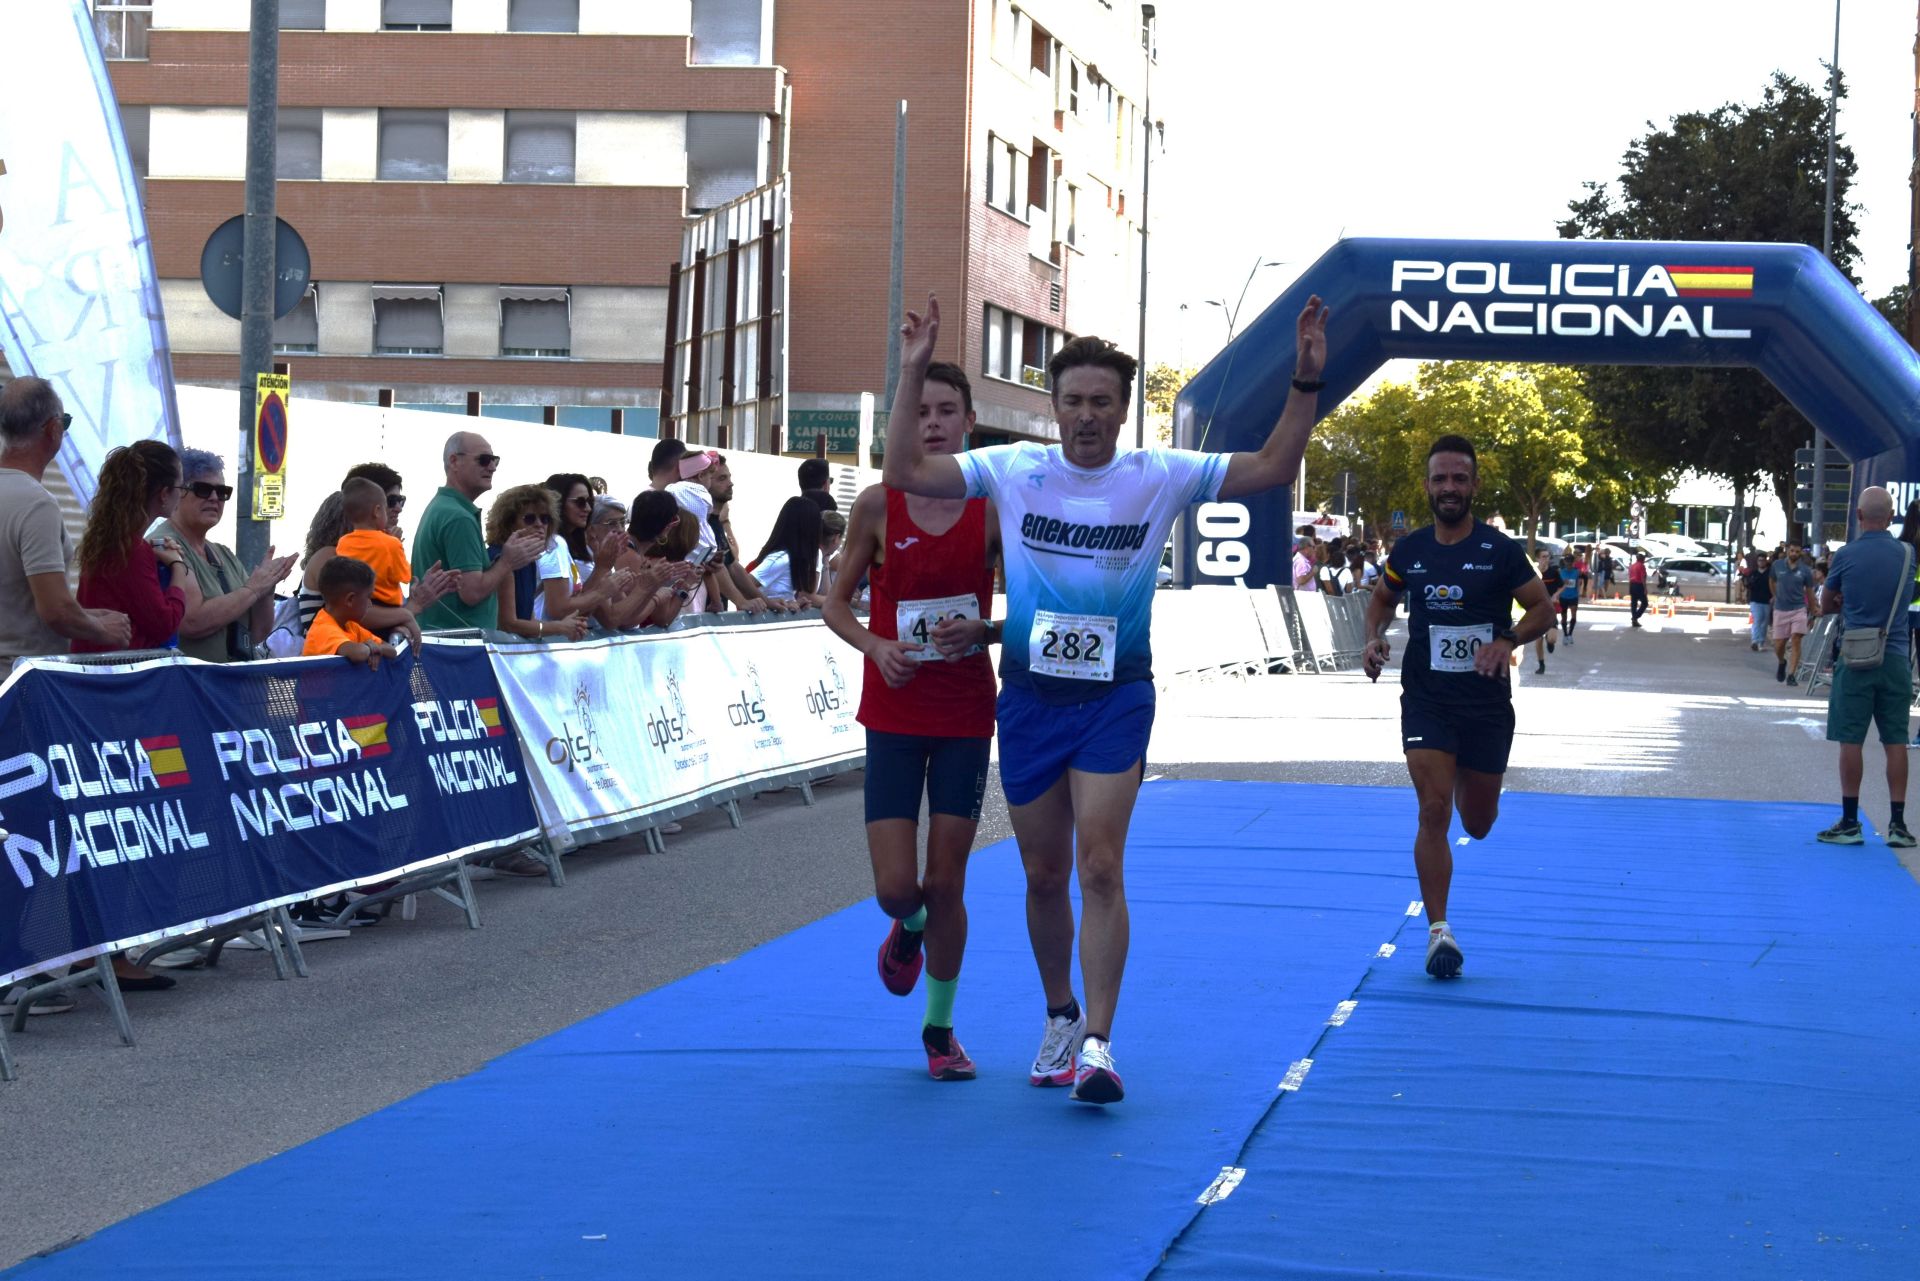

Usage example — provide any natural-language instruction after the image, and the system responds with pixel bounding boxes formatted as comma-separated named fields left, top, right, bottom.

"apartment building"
left=90, top=0, right=1158, bottom=448
left=98, top=0, right=782, bottom=432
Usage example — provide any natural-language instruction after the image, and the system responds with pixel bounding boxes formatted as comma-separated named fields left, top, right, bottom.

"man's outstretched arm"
left=1217, top=296, right=1329, bottom=501
left=881, top=294, right=967, bottom=499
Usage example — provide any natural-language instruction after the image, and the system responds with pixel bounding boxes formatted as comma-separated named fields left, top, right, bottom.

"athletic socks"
left=924, top=976, right=957, bottom=1034
left=1842, top=796, right=1860, bottom=824
left=1893, top=802, right=1906, bottom=826
left=1429, top=918, right=1449, bottom=935
left=901, top=905, right=927, bottom=933
left=1048, top=996, right=1081, bottom=1024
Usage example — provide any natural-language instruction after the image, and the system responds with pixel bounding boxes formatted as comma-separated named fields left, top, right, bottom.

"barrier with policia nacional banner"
left=0, top=645, right=539, bottom=989
left=484, top=613, right=865, bottom=849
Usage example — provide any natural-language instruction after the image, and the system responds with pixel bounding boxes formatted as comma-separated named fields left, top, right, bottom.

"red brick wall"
left=773, top=3, right=974, bottom=398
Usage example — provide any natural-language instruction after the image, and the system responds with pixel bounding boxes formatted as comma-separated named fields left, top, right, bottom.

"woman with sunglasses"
left=147, top=449, right=297, bottom=663
left=485, top=484, right=589, bottom=641
left=539, top=472, right=633, bottom=624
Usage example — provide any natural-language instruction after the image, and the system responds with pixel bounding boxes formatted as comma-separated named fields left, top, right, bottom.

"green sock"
left=902, top=905, right=927, bottom=932
left=924, top=976, right=957, bottom=1029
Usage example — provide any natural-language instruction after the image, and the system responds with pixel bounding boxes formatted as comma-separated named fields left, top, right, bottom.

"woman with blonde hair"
left=73, top=440, right=198, bottom=653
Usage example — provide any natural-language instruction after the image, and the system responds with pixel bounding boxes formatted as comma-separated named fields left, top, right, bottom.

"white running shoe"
left=1029, top=1007, right=1085, bottom=1085
left=1070, top=1036, right=1125, bottom=1105
left=1426, top=926, right=1464, bottom=979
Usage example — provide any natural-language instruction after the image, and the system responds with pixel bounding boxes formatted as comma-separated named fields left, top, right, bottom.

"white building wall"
left=443, top=284, right=502, bottom=358
left=450, top=110, right=507, bottom=182
left=148, top=107, right=248, bottom=180
left=326, top=0, right=382, bottom=31
left=571, top=286, right=667, bottom=361
left=322, top=108, right=379, bottom=181
left=576, top=112, right=687, bottom=187
left=317, top=282, right=376, bottom=355
left=160, top=279, right=241, bottom=353
left=579, top=0, right=689, bottom=35
left=152, top=0, right=249, bottom=29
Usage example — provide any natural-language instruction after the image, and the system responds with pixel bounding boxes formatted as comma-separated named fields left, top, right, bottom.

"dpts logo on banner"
left=0, top=645, right=539, bottom=987
left=489, top=618, right=864, bottom=844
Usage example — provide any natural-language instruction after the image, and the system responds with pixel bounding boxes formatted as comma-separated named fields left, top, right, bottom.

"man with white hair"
left=0, top=377, right=131, bottom=679
left=412, top=431, right=542, bottom=632
left=1816, top=485, right=1915, bottom=847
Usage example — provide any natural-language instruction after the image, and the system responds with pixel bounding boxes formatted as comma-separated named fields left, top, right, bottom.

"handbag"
left=1838, top=542, right=1913, bottom=671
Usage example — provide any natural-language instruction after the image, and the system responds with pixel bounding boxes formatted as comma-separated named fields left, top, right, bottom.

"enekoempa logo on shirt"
left=1020, top=513, right=1151, bottom=557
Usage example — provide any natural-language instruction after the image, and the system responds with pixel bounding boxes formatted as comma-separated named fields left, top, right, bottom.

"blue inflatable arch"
left=1172, top=238, right=1920, bottom=589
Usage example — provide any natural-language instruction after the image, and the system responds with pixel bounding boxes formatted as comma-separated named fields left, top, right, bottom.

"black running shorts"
left=1399, top=694, right=1516, bottom=775
left=863, top=729, right=991, bottom=824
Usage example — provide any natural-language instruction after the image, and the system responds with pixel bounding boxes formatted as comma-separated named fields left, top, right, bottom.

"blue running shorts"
left=996, top=680, right=1155, bottom=808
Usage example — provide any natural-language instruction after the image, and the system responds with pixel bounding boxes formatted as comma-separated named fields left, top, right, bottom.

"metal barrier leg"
left=536, top=835, right=565, bottom=888
left=723, top=799, right=743, bottom=830
left=259, top=913, right=292, bottom=981
left=0, top=1021, right=14, bottom=1082
left=646, top=827, right=667, bottom=855
left=429, top=861, right=482, bottom=930
left=799, top=780, right=816, bottom=807
left=273, top=906, right=310, bottom=979
left=93, top=956, right=135, bottom=1048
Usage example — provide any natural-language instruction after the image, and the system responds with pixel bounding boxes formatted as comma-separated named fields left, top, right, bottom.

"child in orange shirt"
left=303, top=555, right=398, bottom=668
left=333, top=478, right=412, bottom=608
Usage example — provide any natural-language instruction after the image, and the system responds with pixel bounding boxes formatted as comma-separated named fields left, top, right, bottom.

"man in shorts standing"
left=1363, top=435, right=1556, bottom=978
left=883, top=292, right=1330, bottom=1105
left=1771, top=544, right=1816, bottom=685
left=1815, top=488, right=1916, bottom=847
left=823, top=362, right=1001, bottom=1081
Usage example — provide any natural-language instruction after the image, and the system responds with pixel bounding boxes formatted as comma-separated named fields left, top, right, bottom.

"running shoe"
left=1816, top=819, right=1864, bottom=845
left=924, top=1029, right=977, bottom=1081
left=1776, top=660, right=1787, bottom=682
left=1546, top=637, right=1556, bottom=654
left=1534, top=660, right=1545, bottom=675
left=1887, top=821, right=1917, bottom=849
left=1564, top=634, right=1574, bottom=646
left=1069, top=1037, right=1125, bottom=1105
left=876, top=919, right=924, bottom=996
left=1786, top=673, right=1798, bottom=687
left=1029, top=1007, right=1085, bottom=1085
left=1425, top=925, right=1464, bottom=979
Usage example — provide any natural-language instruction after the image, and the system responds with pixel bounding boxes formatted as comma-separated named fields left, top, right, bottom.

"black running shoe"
left=1816, top=819, right=1864, bottom=845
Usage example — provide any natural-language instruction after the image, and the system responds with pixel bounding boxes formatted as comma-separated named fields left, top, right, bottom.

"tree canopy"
left=1558, top=70, right=1861, bottom=537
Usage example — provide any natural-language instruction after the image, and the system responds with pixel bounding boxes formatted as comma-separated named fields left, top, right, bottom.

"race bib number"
left=1029, top=609, right=1117, bottom=682
left=1429, top=624, right=1492, bottom=673
left=897, top=593, right=981, bottom=662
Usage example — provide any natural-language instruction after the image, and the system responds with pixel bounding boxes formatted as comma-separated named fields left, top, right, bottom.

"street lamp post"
left=1809, top=0, right=1841, bottom=549
left=1133, top=4, right=1156, bottom=448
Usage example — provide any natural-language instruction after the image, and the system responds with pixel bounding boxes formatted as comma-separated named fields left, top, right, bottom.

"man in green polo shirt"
left=412, top=431, right=544, bottom=631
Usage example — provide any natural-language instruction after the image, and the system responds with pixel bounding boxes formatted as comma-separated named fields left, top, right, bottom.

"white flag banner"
left=486, top=616, right=864, bottom=843
left=0, top=0, right=180, bottom=506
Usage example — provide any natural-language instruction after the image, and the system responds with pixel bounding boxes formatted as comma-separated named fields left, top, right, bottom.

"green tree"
left=1143, top=362, right=1196, bottom=447
left=1559, top=71, right=1860, bottom=539
left=1309, top=381, right=1427, bottom=531
left=1874, top=284, right=1912, bottom=344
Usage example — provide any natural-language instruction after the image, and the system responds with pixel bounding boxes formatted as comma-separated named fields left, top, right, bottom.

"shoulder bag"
left=1838, top=542, right=1914, bottom=671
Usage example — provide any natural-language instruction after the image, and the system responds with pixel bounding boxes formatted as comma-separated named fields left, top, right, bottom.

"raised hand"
left=900, top=293, right=940, bottom=373
left=247, top=545, right=297, bottom=595
left=412, top=561, right=458, bottom=611
left=1296, top=294, right=1330, bottom=380
left=503, top=528, right=545, bottom=570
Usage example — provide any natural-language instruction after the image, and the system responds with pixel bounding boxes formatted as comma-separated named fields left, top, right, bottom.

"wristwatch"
left=1494, top=625, right=1519, bottom=645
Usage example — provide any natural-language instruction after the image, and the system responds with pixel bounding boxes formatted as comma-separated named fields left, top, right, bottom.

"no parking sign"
left=252, top=371, right=289, bottom=520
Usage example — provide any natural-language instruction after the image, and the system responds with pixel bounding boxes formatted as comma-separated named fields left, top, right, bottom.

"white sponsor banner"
left=0, top=0, right=181, bottom=506
left=487, top=616, right=863, bottom=843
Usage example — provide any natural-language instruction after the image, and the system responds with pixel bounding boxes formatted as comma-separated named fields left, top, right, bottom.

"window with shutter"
left=686, top=113, right=762, bottom=212
left=277, top=109, right=323, bottom=180
left=690, top=0, right=762, bottom=66
left=274, top=292, right=320, bottom=354
left=501, top=299, right=570, bottom=358
left=280, top=0, right=326, bottom=29
left=508, top=0, right=578, bottom=33
left=373, top=294, right=443, bottom=354
left=382, top=0, right=452, bottom=31
left=378, top=110, right=449, bottom=181
left=504, top=112, right=575, bottom=184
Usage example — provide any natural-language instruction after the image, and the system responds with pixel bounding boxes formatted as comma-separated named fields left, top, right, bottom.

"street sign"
left=1390, top=509, right=1406, bottom=531
left=252, top=371, right=289, bottom=520
left=786, top=408, right=882, bottom=456
left=200, top=215, right=313, bottom=321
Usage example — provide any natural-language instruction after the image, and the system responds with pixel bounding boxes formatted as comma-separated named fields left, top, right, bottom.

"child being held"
left=333, top=477, right=412, bottom=607
left=303, top=555, right=398, bottom=668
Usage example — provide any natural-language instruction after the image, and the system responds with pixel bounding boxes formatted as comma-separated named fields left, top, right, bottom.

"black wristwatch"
left=1494, top=625, right=1519, bottom=645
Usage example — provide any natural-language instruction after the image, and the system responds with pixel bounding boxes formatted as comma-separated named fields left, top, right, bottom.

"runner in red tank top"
left=823, top=362, right=1002, bottom=1082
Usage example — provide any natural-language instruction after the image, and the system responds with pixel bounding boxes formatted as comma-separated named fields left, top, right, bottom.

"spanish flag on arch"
left=1666, top=265, right=1754, bottom=298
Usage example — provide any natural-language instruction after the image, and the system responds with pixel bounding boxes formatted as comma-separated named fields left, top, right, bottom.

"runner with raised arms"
left=882, top=291, right=1330, bottom=1105
left=823, top=362, right=1001, bottom=1082
left=1363, top=435, right=1557, bottom=978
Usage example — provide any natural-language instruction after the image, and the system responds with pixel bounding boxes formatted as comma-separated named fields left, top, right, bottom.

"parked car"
left=1655, top=556, right=1731, bottom=595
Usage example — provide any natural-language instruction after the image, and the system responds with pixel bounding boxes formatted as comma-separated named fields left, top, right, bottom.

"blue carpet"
left=8, top=781, right=1423, bottom=1280
left=16, top=785, right=1920, bottom=1279
left=1155, top=795, right=1920, bottom=1280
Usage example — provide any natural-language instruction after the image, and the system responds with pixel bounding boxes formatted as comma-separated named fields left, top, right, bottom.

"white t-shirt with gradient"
left=955, top=442, right=1226, bottom=702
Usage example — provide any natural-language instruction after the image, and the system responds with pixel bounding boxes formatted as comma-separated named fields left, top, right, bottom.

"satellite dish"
left=199, top=215, right=312, bottom=321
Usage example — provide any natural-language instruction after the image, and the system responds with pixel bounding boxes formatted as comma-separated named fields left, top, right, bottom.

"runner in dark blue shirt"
left=1363, top=435, right=1557, bottom=978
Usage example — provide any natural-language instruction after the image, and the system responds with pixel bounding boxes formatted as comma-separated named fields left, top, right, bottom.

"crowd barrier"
left=1152, top=586, right=1373, bottom=681
left=0, top=612, right=863, bottom=1079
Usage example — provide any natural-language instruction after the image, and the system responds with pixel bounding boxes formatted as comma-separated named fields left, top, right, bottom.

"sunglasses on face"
left=187, top=481, right=235, bottom=502
left=57, top=413, right=72, bottom=431
left=521, top=512, right=551, bottom=527
left=387, top=494, right=407, bottom=512
left=567, top=496, right=593, bottom=509
left=462, top=453, right=502, bottom=468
